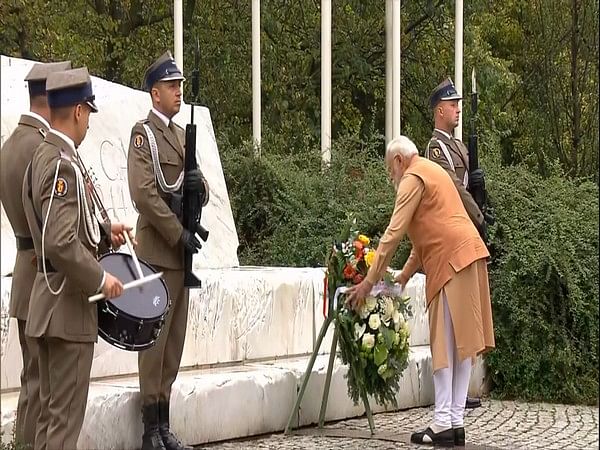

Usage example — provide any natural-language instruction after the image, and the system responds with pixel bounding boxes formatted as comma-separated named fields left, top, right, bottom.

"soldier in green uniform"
left=128, top=51, right=207, bottom=450
left=426, top=78, right=484, bottom=410
left=0, top=60, right=71, bottom=449
left=22, top=67, right=131, bottom=450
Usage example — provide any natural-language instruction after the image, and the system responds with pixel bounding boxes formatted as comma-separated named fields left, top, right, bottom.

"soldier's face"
left=438, top=100, right=461, bottom=129
left=152, top=80, right=182, bottom=118
left=74, top=103, right=92, bottom=147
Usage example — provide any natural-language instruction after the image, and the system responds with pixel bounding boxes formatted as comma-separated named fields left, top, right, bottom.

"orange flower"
left=354, top=240, right=364, bottom=258
left=343, top=263, right=357, bottom=280
left=353, top=273, right=364, bottom=284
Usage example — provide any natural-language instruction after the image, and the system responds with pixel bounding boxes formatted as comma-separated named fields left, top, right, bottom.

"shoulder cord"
left=426, top=139, right=468, bottom=188
left=41, top=159, right=100, bottom=295
left=142, top=123, right=184, bottom=193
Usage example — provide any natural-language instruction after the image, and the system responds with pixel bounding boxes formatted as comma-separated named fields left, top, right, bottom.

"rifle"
left=183, top=40, right=209, bottom=287
left=467, top=68, right=495, bottom=226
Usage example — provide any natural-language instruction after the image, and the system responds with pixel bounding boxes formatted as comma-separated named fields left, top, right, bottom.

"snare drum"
left=96, top=252, right=170, bottom=351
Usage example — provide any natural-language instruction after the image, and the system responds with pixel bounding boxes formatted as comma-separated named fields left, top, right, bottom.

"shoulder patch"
left=431, top=147, right=441, bottom=158
left=133, top=134, right=144, bottom=148
left=54, top=177, right=68, bottom=197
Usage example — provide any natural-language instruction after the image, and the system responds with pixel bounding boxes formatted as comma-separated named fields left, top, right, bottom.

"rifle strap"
left=426, top=138, right=469, bottom=188
left=142, top=123, right=184, bottom=194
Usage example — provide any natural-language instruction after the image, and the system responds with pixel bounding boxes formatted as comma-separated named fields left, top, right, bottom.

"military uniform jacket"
left=425, top=129, right=484, bottom=226
left=22, top=131, right=108, bottom=343
left=0, top=114, right=48, bottom=320
left=127, top=110, right=186, bottom=270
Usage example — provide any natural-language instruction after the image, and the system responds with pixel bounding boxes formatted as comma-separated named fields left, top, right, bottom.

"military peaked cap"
left=429, top=77, right=462, bottom=109
left=143, top=51, right=185, bottom=92
left=24, top=61, right=72, bottom=97
left=46, top=67, right=98, bottom=113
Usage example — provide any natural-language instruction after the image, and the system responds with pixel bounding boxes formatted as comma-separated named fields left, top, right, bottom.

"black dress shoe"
left=410, top=427, right=454, bottom=447
left=465, top=396, right=481, bottom=409
left=454, top=427, right=465, bottom=446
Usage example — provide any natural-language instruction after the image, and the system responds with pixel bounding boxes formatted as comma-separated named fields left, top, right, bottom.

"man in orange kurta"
left=347, top=135, right=495, bottom=447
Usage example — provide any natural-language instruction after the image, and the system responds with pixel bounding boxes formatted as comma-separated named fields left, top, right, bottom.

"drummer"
left=21, top=66, right=133, bottom=450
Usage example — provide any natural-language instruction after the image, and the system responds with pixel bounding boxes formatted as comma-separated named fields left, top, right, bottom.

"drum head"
left=98, top=252, right=169, bottom=319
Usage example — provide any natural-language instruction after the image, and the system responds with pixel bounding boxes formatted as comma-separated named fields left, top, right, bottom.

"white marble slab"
left=1, top=348, right=487, bottom=449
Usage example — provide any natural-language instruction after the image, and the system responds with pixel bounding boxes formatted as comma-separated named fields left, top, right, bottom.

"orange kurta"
left=365, top=156, right=494, bottom=371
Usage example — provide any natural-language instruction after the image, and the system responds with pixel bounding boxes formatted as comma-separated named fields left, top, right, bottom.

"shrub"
left=485, top=163, right=599, bottom=404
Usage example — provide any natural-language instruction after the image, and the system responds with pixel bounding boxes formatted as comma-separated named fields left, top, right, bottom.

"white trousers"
left=432, top=290, right=472, bottom=428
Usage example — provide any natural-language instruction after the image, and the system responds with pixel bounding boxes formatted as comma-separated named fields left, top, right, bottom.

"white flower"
left=365, top=296, right=377, bottom=312
left=368, top=313, right=381, bottom=330
left=354, top=323, right=366, bottom=341
left=377, top=363, right=388, bottom=376
left=394, top=332, right=401, bottom=346
left=382, top=297, right=394, bottom=320
left=359, top=304, right=370, bottom=319
left=393, top=310, right=405, bottom=331
left=362, top=333, right=375, bottom=350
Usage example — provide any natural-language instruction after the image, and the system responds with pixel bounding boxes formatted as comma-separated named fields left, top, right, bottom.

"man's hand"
left=180, top=228, right=202, bottom=253
left=394, top=270, right=409, bottom=291
left=184, top=169, right=206, bottom=194
left=102, top=272, right=123, bottom=299
left=110, top=223, right=136, bottom=249
left=469, top=168, right=485, bottom=189
left=345, top=279, right=374, bottom=311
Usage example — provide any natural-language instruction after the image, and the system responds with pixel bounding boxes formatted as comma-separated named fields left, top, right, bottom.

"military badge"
left=431, top=147, right=441, bottom=158
left=134, top=134, right=144, bottom=148
left=54, top=177, right=68, bottom=197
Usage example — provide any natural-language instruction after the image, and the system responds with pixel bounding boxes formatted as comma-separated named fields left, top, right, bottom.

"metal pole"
left=174, top=0, right=184, bottom=75
left=252, top=0, right=262, bottom=155
left=385, top=0, right=392, bottom=146
left=284, top=315, right=334, bottom=434
left=318, top=327, right=339, bottom=428
left=454, top=0, right=463, bottom=140
left=392, top=0, right=401, bottom=138
left=321, top=0, right=332, bottom=168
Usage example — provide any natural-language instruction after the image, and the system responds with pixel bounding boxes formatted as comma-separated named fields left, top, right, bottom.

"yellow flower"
left=358, top=234, right=370, bottom=245
left=365, top=250, right=375, bottom=267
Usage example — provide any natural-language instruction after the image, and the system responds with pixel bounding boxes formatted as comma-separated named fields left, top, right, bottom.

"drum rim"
left=97, top=251, right=170, bottom=318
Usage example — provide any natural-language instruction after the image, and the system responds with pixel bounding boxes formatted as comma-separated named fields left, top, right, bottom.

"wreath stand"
left=284, top=287, right=376, bottom=436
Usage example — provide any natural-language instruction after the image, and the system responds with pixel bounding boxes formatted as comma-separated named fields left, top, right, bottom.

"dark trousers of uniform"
left=15, top=319, right=41, bottom=447
left=138, top=268, right=189, bottom=406
left=34, top=337, right=94, bottom=450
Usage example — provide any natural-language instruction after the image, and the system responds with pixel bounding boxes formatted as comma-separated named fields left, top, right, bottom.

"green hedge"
left=220, top=137, right=599, bottom=405
left=484, top=164, right=599, bottom=404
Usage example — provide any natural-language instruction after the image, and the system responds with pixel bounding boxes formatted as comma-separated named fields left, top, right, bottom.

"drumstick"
left=88, top=271, right=164, bottom=303
left=123, top=231, right=144, bottom=280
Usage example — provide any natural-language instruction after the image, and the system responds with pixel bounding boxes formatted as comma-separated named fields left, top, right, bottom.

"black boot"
left=158, top=400, right=192, bottom=450
left=142, top=403, right=167, bottom=450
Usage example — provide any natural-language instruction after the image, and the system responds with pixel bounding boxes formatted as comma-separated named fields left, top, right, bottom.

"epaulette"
left=136, top=118, right=150, bottom=125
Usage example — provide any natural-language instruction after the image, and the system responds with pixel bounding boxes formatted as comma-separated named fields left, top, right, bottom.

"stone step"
left=1, top=347, right=487, bottom=449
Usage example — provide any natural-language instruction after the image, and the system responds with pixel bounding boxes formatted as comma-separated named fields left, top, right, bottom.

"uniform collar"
left=22, top=111, right=50, bottom=130
left=151, top=107, right=171, bottom=127
left=47, top=128, right=77, bottom=160
left=434, top=128, right=454, bottom=140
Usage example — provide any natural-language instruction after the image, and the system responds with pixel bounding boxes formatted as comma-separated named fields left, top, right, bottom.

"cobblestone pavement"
left=200, top=400, right=599, bottom=449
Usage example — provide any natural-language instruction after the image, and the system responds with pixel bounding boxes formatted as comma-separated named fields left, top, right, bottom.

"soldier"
left=426, top=79, right=486, bottom=410
left=127, top=51, right=206, bottom=450
left=22, top=67, right=130, bottom=450
left=0, top=60, right=71, bottom=449
left=425, top=78, right=487, bottom=242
